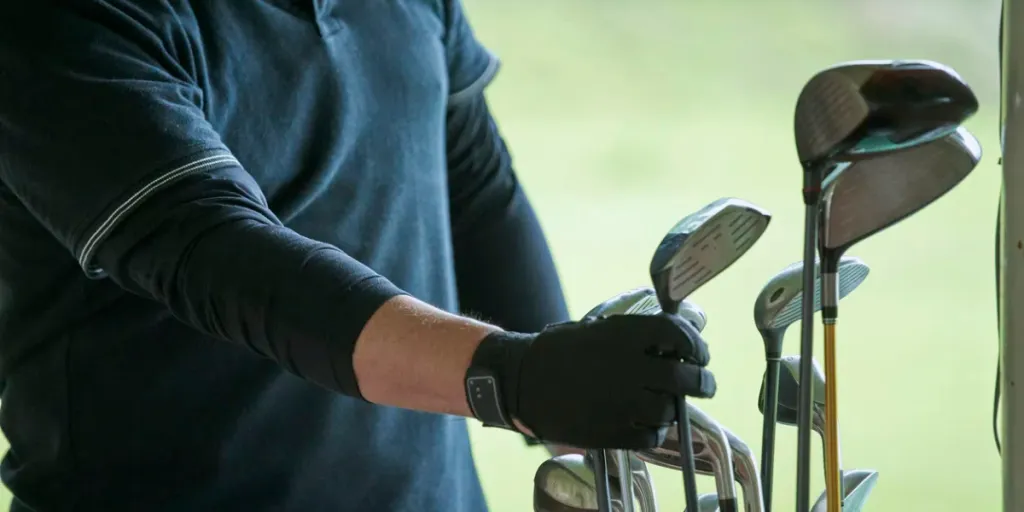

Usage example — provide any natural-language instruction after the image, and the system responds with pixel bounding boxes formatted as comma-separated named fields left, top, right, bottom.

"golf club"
left=535, top=454, right=624, bottom=512
left=649, top=198, right=771, bottom=512
left=719, top=426, right=764, bottom=512
left=607, top=451, right=659, bottom=512
left=583, top=288, right=706, bottom=512
left=758, top=356, right=828, bottom=477
left=636, top=403, right=739, bottom=512
left=809, top=470, right=879, bottom=512
left=684, top=494, right=722, bottom=512
left=751, top=256, right=869, bottom=511
left=792, top=59, right=977, bottom=512
left=816, top=126, right=981, bottom=511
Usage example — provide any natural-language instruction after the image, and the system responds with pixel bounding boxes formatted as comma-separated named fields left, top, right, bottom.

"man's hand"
left=465, top=314, right=715, bottom=450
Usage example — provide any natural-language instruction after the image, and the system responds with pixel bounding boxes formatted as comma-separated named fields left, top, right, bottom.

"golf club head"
left=605, top=451, right=658, bottom=512
left=649, top=198, right=771, bottom=311
left=637, top=404, right=738, bottom=505
left=752, top=256, right=870, bottom=356
left=584, top=287, right=707, bottom=332
left=621, top=291, right=708, bottom=332
left=758, top=357, right=826, bottom=433
left=810, top=469, right=879, bottom=512
left=535, top=454, right=626, bottom=512
left=683, top=494, right=721, bottom=512
left=820, top=126, right=982, bottom=255
left=794, top=60, right=978, bottom=167
left=721, top=427, right=764, bottom=512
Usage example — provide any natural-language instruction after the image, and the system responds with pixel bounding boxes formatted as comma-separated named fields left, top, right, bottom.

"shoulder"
left=0, top=1, right=199, bottom=78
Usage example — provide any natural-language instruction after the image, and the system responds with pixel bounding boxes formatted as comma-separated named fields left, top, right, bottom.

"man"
left=0, top=1, right=716, bottom=511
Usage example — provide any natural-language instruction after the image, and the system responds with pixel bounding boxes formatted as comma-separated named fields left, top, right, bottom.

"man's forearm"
left=353, top=295, right=499, bottom=416
left=97, top=168, right=497, bottom=415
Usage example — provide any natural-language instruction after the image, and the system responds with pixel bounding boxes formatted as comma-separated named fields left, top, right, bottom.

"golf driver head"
left=752, top=256, right=870, bottom=356
left=794, top=60, right=978, bottom=167
left=820, top=126, right=982, bottom=255
left=649, top=198, right=771, bottom=311
left=721, top=427, right=764, bottom=512
left=535, top=454, right=625, bottom=512
left=584, top=287, right=707, bottom=331
left=810, top=469, right=879, bottom=512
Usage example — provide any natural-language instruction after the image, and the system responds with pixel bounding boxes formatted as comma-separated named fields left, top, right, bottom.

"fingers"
left=630, top=390, right=677, bottom=427
left=647, top=360, right=717, bottom=399
left=645, top=314, right=710, bottom=366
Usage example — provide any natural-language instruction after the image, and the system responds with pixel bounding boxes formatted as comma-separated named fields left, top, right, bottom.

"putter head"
left=534, top=454, right=625, bottom=512
left=810, top=469, right=880, bottom=512
left=794, top=60, right=978, bottom=166
left=649, top=198, right=770, bottom=311
left=585, top=286, right=708, bottom=332
left=752, top=256, right=870, bottom=355
left=820, top=126, right=982, bottom=254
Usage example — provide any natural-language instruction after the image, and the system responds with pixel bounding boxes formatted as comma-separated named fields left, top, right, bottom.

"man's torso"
left=0, top=1, right=487, bottom=510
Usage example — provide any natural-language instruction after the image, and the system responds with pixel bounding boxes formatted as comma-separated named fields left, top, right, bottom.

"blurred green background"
left=463, top=0, right=1003, bottom=511
left=0, top=0, right=1004, bottom=510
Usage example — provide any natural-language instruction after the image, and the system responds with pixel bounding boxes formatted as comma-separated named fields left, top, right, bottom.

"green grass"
left=0, top=1, right=1004, bottom=510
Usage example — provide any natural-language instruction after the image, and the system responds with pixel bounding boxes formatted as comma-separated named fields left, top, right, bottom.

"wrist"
left=465, top=330, right=534, bottom=431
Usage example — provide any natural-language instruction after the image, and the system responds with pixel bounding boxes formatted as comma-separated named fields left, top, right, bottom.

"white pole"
left=1000, top=1, right=1024, bottom=510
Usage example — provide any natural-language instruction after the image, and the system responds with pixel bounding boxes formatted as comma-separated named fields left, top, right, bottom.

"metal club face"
left=681, top=406, right=738, bottom=503
left=534, top=454, right=602, bottom=512
left=622, top=292, right=708, bottom=332
left=650, top=198, right=771, bottom=308
left=753, top=256, right=870, bottom=344
left=721, top=427, right=765, bottom=512
left=605, top=452, right=657, bottom=512
left=810, top=469, right=880, bottom=512
left=794, top=60, right=978, bottom=166
left=820, top=126, right=982, bottom=254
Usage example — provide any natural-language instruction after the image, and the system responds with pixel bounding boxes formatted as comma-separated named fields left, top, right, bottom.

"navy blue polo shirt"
left=0, top=1, right=520, bottom=510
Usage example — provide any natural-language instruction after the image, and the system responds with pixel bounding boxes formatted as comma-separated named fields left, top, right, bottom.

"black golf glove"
left=464, top=313, right=715, bottom=450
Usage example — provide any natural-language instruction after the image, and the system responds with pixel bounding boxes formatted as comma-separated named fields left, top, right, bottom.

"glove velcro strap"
left=465, top=331, right=533, bottom=431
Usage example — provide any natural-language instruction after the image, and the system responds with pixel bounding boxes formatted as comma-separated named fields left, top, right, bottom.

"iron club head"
left=585, top=287, right=707, bottom=332
left=534, top=454, right=625, bottom=512
left=720, top=426, right=765, bottom=512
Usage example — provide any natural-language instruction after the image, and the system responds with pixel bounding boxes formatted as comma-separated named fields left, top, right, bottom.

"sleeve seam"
left=448, top=51, right=501, bottom=107
left=78, top=148, right=241, bottom=278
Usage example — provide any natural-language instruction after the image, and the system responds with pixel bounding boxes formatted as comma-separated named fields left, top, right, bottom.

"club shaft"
left=616, top=450, right=636, bottom=512
left=677, top=397, right=701, bottom=512
left=823, top=322, right=841, bottom=512
left=592, top=449, right=614, bottom=512
left=759, top=360, right=782, bottom=512
left=719, top=497, right=739, bottom=512
left=795, top=195, right=820, bottom=511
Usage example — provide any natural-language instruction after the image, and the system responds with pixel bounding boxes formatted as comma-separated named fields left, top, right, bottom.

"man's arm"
left=440, top=0, right=572, bottom=447
left=0, top=2, right=498, bottom=417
